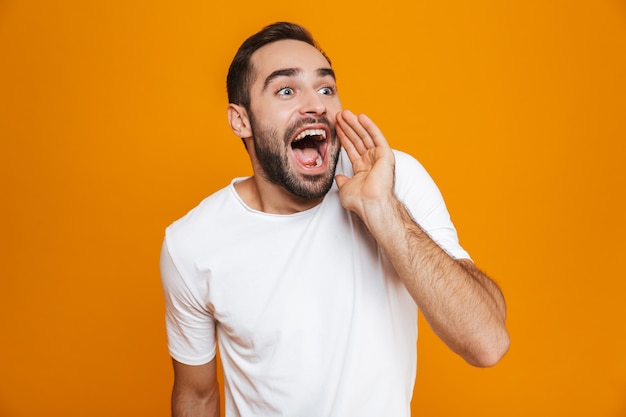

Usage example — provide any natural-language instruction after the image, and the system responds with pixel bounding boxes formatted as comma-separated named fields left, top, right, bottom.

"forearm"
left=172, top=385, right=220, bottom=417
left=171, top=359, right=220, bottom=417
left=362, top=196, right=509, bottom=367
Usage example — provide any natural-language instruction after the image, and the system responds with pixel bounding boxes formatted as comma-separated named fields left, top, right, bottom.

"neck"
left=234, top=176, right=324, bottom=214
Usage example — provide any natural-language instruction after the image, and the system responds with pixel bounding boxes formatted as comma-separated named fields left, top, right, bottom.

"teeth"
left=294, top=129, right=326, bottom=142
left=315, top=154, right=323, bottom=167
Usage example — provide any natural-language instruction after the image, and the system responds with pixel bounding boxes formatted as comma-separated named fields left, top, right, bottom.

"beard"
left=249, top=113, right=341, bottom=200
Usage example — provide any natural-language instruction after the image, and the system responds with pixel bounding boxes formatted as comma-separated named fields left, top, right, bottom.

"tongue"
left=293, top=148, right=321, bottom=167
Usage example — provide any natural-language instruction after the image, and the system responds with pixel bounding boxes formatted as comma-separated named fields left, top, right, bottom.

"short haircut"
left=226, top=22, right=331, bottom=110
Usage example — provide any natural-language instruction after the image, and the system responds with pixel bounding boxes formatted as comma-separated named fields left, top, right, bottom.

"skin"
left=171, top=359, right=219, bottom=417
left=172, top=39, right=510, bottom=417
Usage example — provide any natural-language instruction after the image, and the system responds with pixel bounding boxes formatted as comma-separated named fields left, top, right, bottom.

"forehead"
left=250, top=39, right=332, bottom=82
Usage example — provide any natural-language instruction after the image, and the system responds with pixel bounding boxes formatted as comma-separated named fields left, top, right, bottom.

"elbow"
left=466, top=328, right=510, bottom=368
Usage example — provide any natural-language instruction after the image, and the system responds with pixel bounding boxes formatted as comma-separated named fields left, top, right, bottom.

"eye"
left=277, top=86, right=294, bottom=97
left=318, top=87, right=334, bottom=95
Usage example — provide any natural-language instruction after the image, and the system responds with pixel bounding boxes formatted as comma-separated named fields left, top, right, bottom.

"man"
left=160, top=22, right=509, bottom=417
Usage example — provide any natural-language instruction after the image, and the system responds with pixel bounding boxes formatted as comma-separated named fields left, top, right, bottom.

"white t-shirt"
left=160, top=149, right=469, bottom=416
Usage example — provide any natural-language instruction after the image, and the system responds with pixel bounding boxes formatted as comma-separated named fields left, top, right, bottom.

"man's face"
left=246, top=39, right=343, bottom=200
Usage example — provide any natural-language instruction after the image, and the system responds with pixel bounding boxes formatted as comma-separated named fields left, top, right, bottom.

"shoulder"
left=391, top=149, right=443, bottom=201
left=164, top=183, right=237, bottom=261
left=167, top=184, right=233, bottom=235
left=393, top=149, right=431, bottom=179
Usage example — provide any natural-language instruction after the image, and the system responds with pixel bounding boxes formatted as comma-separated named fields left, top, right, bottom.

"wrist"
left=360, top=193, right=406, bottom=238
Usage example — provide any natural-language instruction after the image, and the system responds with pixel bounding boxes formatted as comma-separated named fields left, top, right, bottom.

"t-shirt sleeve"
left=393, top=150, right=471, bottom=261
left=160, top=237, right=217, bottom=365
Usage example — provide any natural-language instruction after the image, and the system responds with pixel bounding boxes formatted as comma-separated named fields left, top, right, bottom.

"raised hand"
left=334, top=110, right=396, bottom=219
left=333, top=111, right=509, bottom=367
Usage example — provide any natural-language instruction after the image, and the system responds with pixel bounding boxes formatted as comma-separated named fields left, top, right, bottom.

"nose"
left=300, top=88, right=326, bottom=116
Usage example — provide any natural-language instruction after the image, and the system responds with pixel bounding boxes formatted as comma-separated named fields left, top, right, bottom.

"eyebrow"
left=262, top=67, right=336, bottom=92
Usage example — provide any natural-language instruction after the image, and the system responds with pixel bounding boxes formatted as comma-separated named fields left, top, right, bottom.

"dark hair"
left=226, top=22, right=331, bottom=110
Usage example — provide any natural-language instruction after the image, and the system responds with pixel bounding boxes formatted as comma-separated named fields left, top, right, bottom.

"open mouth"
left=290, top=128, right=328, bottom=169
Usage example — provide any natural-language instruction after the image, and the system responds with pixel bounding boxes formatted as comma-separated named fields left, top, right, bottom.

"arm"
left=160, top=240, right=220, bottom=414
left=172, top=358, right=220, bottom=417
left=334, top=110, right=509, bottom=367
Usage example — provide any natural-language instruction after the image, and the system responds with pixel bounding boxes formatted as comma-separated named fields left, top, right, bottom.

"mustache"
left=284, top=116, right=336, bottom=145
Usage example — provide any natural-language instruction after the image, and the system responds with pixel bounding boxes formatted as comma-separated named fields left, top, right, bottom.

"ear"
left=227, top=103, right=252, bottom=138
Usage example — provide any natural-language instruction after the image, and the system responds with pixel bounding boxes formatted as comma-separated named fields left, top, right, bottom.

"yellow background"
left=1, top=0, right=625, bottom=415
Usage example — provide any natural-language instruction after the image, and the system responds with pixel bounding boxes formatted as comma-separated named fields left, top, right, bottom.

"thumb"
left=335, top=174, right=349, bottom=189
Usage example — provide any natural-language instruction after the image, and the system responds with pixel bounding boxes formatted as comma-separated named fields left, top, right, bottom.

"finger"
left=336, top=110, right=368, bottom=156
left=357, top=113, right=390, bottom=149
left=334, top=173, right=349, bottom=189
left=336, top=119, right=361, bottom=164
left=340, top=110, right=376, bottom=150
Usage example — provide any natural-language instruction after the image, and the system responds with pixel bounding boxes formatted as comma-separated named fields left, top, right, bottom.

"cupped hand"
left=334, top=110, right=396, bottom=217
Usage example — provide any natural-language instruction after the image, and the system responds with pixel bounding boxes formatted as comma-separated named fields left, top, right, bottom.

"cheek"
left=327, top=99, right=343, bottom=119
left=263, top=106, right=295, bottom=126
left=252, top=108, right=291, bottom=135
